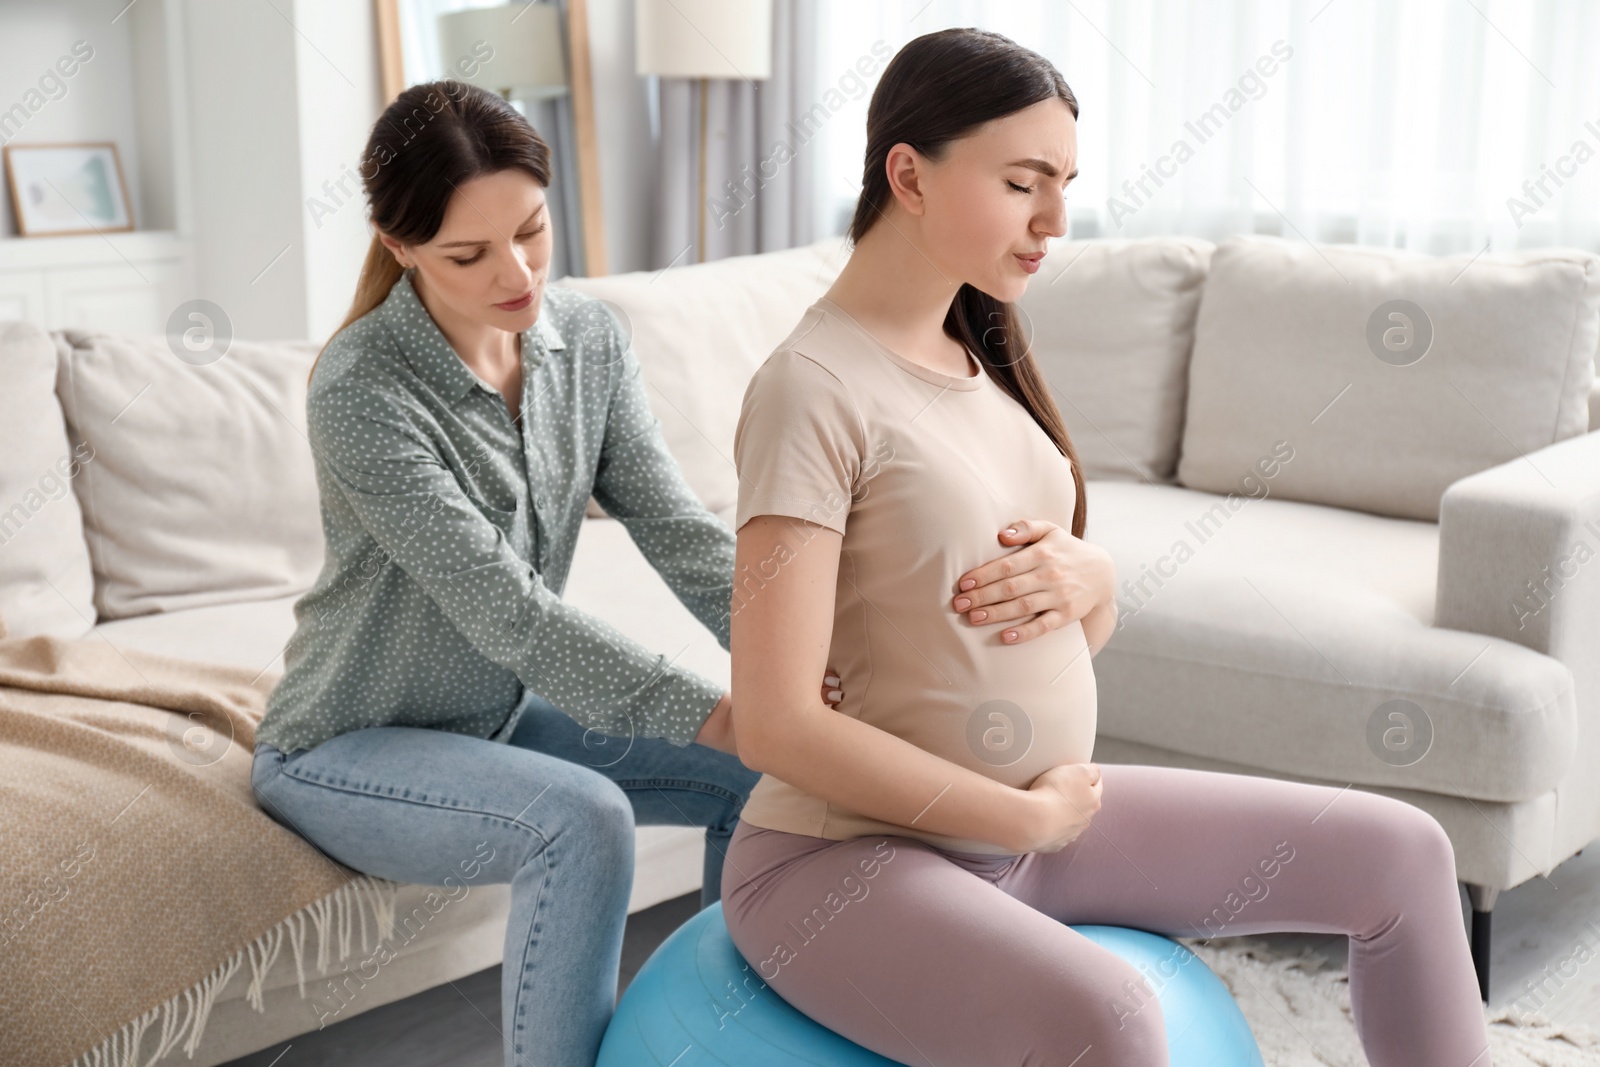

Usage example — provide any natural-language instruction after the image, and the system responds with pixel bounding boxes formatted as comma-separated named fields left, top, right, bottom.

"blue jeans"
left=249, top=686, right=760, bottom=1067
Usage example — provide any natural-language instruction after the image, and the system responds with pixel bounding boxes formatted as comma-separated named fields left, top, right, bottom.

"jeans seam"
left=511, top=834, right=552, bottom=1059
left=613, top=777, right=745, bottom=808
left=267, top=764, right=556, bottom=852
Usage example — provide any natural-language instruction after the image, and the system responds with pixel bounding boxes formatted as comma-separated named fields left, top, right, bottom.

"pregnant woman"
left=249, top=78, right=1103, bottom=1067
left=722, top=28, right=1491, bottom=1067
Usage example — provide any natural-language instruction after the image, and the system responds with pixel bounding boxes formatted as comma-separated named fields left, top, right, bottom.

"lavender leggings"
left=720, top=763, right=1491, bottom=1067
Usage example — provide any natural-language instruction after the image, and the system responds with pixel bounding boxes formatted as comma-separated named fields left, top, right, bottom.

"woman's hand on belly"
left=951, top=518, right=1116, bottom=645
left=1018, top=761, right=1103, bottom=853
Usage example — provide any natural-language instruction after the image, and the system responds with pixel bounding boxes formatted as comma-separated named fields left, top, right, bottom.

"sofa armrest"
left=1436, top=430, right=1600, bottom=666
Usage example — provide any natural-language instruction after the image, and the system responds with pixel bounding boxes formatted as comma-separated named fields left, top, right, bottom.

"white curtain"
left=810, top=0, right=1600, bottom=255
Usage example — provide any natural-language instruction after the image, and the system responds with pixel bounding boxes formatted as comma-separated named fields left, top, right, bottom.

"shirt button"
left=535, top=495, right=546, bottom=508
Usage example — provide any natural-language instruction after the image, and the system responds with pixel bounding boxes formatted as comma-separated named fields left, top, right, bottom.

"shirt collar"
left=380, top=267, right=564, bottom=402
left=536, top=308, right=565, bottom=351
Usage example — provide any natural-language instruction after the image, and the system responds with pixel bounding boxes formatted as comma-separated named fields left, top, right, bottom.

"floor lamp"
left=635, top=0, right=772, bottom=263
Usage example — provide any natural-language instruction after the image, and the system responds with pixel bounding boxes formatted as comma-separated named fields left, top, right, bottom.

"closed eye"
left=451, top=223, right=548, bottom=266
left=1006, top=179, right=1032, bottom=194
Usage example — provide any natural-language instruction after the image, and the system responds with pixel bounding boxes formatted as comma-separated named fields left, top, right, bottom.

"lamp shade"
left=438, top=2, right=568, bottom=100
left=635, top=0, right=772, bottom=79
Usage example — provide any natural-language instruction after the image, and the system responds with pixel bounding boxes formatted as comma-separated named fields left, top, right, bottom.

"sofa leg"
left=1466, top=884, right=1498, bottom=1003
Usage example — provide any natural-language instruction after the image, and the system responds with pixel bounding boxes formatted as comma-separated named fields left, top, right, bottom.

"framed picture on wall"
left=3, top=142, right=134, bottom=237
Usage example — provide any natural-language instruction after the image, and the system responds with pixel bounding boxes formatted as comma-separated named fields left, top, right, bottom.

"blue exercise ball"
left=598, top=901, right=1264, bottom=1066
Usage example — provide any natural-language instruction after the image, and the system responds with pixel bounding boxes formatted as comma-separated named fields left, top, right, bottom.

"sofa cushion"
left=53, top=330, right=326, bottom=620
left=1176, top=235, right=1600, bottom=522
left=92, top=591, right=304, bottom=675
left=0, top=321, right=97, bottom=638
left=1017, top=236, right=1213, bottom=483
left=557, top=237, right=849, bottom=516
left=1089, top=479, right=1575, bottom=802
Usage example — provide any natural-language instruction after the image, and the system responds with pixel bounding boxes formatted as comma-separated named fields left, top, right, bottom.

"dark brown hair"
left=848, top=28, right=1086, bottom=538
left=307, top=79, right=554, bottom=385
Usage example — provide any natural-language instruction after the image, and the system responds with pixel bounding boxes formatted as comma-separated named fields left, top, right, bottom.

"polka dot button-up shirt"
left=255, top=268, right=734, bottom=754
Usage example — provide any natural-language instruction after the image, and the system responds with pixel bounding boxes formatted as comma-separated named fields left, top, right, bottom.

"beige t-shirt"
left=732, top=296, right=1098, bottom=855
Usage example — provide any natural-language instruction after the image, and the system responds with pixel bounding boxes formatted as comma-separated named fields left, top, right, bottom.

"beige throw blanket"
left=0, top=633, right=400, bottom=1067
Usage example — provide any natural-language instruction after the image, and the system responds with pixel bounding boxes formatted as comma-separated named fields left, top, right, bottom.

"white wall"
left=181, top=0, right=310, bottom=342
left=292, top=0, right=384, bottom=342
left=180, top=0, right=386, bottom=344
left=0, top=1, right=146, bottom=235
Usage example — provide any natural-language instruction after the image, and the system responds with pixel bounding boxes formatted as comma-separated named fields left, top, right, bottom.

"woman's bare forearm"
left=738, top=699, right=1040, bottom=852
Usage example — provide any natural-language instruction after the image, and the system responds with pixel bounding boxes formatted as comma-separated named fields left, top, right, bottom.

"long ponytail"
left=308, top=237, right=405, bottom=385
left=942, top=285, right=1084, bottom=540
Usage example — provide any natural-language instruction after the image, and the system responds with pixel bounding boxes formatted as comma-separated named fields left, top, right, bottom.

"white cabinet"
left=0, top=268, right=46, bottom=324
left=0, top=231, right=190, bottom=334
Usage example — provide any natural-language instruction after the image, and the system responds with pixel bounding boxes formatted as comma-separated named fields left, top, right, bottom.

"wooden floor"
left=217, top=891, right=704, bottom=1067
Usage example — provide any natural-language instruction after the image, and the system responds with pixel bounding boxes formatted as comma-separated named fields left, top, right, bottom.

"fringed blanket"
left=0, top=633, right=402, bottom=1067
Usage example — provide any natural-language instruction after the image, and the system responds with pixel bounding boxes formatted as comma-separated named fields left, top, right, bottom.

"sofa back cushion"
left=558, top=236, right=849, bottom=514
left=1017, top=236, right=1214, bottom=483
left=0, top=321, right=97, bottom=638
left=53, top=329, right=325, bottom=620
left=1176, top=235, right=1600, bottom=522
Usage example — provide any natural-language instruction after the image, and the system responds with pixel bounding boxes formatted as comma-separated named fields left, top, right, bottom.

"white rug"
left=1178, top=935, right=1600, bottom=1066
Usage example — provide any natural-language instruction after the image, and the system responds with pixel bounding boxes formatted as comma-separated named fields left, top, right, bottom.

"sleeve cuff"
left=649, top=671, right=727, bottom=747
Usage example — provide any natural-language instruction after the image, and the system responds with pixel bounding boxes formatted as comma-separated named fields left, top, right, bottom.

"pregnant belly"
left=853, top=617, right=1099, bottom=790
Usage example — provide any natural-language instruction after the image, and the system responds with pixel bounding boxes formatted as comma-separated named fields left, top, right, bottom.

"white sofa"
left=2, top=231, right=1596, bottom=1060
left=1009, top=234, right=1600, bottom=1005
